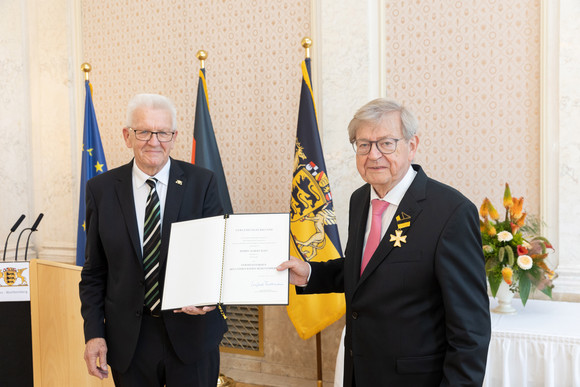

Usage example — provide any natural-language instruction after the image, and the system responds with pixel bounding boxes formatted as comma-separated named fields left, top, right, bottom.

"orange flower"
left=481, top=220, right=497, bottom=236
left=480, top=198, right=490, bottom=218
left=503, top=183, right=513, bottom=209
left=516, top=212, right=527, bottom=227
left=535, top=260, right=555, bottom=277
left=501, top=267, right=513, bottom=285
left=487, top=200, right=500, bottom=221
left=510, top=196, right=524, bottom=220
left=510, top=222, right=519, bottom=235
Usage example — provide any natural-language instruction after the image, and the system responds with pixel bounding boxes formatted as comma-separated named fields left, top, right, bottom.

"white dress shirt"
left=361, top=165, right=417, bottom=257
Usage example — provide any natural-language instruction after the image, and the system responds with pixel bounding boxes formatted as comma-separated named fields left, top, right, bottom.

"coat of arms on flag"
left=291, top=140, right=338, bottom=261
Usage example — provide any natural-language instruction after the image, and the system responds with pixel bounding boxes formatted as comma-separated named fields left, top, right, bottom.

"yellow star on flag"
left=82, top=221, right=86, bottom=231
left=95, top=161, right=104, bottom=172
left=389, top=229, right=407, bottom=247
left=87, top=148, right=93, bottom=156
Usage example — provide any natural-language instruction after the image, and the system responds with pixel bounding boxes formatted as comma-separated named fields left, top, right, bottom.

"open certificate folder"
left=161, top=213, right=290, bottom=310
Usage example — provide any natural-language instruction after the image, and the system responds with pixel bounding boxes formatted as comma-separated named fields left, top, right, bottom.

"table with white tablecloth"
left=334, top=298, right=580, bottom=387
left=484, top=298, right=580, bottom=387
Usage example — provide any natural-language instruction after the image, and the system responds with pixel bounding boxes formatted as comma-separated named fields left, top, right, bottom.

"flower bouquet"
left=480, top=183, right=556, bottom=305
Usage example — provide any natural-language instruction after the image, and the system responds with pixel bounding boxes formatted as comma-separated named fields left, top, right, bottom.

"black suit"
left=305, top=165, right=490, bottom=386
left=79, top=158, right=227, bottom=374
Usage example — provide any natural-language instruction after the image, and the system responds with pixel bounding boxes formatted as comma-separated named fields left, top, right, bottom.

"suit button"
left=352, top=312, right=358, bottom=319
left=136, top=310, right=142, bottom=317
left=349, top=349, right=353, bottom=357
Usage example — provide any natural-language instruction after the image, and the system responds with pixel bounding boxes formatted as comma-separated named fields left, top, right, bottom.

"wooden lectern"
left=29, top=259, right=114, bottom=386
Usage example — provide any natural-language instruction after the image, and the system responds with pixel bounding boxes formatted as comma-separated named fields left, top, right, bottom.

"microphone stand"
left=3, top=215, right=25, bottom=262
left=14, top=213, right=44, bottom=261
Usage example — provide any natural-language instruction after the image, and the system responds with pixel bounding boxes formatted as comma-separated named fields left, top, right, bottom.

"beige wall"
left=81, top=0, right=308, bottom=214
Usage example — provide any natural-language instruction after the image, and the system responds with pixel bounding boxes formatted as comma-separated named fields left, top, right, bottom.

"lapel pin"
left=175, top=179, right=183, bottom=185
left=390, top=229, right=407, bottom=248
left=396, top=212, right=411, bottom=229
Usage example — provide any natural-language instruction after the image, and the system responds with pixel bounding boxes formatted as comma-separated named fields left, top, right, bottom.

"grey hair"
left=347, top=98, right=418, bottom=143
left=126, top=94, right=177, bottom=131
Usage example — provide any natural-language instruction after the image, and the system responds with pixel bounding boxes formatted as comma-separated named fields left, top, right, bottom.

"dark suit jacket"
left=305, top=165, right=491, bottom=386
left=79, top=158, right=228, bottom=372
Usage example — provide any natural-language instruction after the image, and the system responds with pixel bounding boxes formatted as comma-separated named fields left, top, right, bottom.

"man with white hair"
left=279, top=98, right=491, bottom=386
left=80, top=94, right=227, bottom=386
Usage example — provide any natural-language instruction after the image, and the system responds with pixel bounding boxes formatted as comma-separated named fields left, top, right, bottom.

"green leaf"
left=540, top=286, right=553, bottom=299
left=519, top=274, right=531, bottom=305
left=498, top=246, right=505, bottom=262
left=506, top=247, right=515, bottom=266
left=489, top=274, right=501, bottom=297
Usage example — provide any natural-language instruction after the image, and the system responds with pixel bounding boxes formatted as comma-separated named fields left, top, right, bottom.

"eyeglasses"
left=129, top=128, right=175, bottom=142
left=351, top=138, right=403, bottom=155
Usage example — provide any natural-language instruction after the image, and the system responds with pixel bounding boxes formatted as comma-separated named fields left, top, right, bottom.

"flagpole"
left=81, top=62, right=91, bottom=80
left=302, top=36, right=325, bottom=387
left=196, top=49, right=207, bottom=69
left=194, top=50, right=235, bottom=386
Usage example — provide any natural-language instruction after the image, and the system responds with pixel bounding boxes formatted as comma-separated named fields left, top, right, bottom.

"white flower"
left=483, top=245, right=494, bottom=253
left=521, top=240, right=532, bottom=249
left=497, top=231, right=513, bottom=242
left=517, top=255, right=533, bottom=270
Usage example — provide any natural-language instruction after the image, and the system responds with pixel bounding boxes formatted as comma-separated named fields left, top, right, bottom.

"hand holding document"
left=161, top=213, right=290, bottom=310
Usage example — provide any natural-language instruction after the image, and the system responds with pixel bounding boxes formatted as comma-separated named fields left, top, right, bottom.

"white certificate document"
left=161, top=213, right=289, bottom=310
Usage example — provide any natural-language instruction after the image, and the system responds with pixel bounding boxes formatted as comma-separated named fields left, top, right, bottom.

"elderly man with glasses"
left=80, top=93, right=227, bottom=386
left=279, top=98, right=491, bottom=387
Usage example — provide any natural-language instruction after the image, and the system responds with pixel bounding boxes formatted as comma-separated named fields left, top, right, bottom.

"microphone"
left=24, top=213, right=44, bottom=261
left=30, top=213, right=44, bottom=231
left=3, top=214, right=25, bottom=261
left=15, top=213, right=44, bottom=261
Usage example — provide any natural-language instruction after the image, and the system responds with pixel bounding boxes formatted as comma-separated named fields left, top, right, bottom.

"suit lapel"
left=114, top=161, right=142, bottom=263
left=357, top=165, right=428, bottom=284
left=160, top=159, right=185, bottom=267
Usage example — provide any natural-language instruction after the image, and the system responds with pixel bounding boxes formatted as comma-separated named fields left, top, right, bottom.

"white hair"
left=347, top=98, right=418, bottom=142
left=126, top=93, right=177, bottom=130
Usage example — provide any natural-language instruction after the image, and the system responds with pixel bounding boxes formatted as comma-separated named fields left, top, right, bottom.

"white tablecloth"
left=484, top=298, right=580, bottom=387
left=334, top=299, right=580, bottom=387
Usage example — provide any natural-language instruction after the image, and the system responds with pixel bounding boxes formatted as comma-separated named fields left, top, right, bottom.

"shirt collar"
left=370, top=165, right=417, bottom=205
left=132, top=159, right=171, bottom=189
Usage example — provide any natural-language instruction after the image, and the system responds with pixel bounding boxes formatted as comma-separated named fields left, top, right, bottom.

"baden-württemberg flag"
left=192, top=67, right=233, bottom=214
left=76, top=80, right=107, bottom=266
left=288, top=57, right=346, bottom=340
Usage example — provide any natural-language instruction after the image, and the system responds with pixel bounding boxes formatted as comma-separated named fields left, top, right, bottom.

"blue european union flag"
left=192, top=68, right=233, bottom=214
left=76, top=80, right=107, bottom=266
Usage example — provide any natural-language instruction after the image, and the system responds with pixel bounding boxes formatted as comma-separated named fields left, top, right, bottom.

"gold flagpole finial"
left=81, top=63, right=91, bottom=81
left=196, top=50, right=207, bottom=69
left=301, top=37, right=312, bottom=59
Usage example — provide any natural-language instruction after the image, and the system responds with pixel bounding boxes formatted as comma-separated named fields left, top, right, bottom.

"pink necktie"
left=360, top=199, right=389, bottom=276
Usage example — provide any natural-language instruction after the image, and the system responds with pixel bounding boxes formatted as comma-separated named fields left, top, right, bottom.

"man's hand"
left=277, top=256, right=310, bottom=286
left=84, top=337, right=109, bottom=379
left=174, top=305, right=216, bottom=315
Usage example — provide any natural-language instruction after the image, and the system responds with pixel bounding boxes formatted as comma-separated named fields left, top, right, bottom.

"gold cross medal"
left=390, top=229, right=407, bottom=247
left=390, top=212, right=411, bottom=247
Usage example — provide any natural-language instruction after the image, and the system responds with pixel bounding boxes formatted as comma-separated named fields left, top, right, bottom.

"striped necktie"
left=144, top=178, right=161, bottom=314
